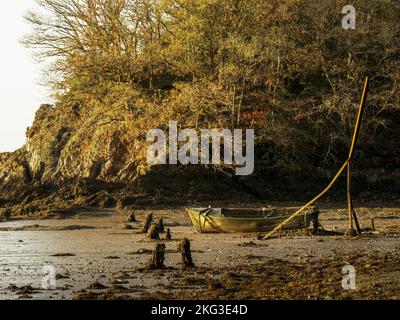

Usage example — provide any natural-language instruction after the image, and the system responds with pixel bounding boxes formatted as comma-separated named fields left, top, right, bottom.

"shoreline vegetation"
left=0, top=0, right=399, bottom=218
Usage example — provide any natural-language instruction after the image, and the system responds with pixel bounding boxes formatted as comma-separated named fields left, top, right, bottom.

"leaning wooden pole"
left=347, top=163, right=354, bottom=231
left=347, top=163, right=362, bottom=234
left=348, top=77, right=369, bottom=161
left=264, top=77, right=369, bottom=240
left=347, top=77, right=369, bottom=234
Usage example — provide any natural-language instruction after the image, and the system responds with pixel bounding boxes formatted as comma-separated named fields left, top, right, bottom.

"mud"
left=0, top=225, right=96, bottom=232
left=0, top=203, right=399, bottom=300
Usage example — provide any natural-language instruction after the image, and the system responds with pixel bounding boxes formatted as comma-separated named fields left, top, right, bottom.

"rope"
left=198, top=208, right=212, bottom=233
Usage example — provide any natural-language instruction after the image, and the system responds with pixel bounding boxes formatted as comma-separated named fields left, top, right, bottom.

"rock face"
left=0, top=103, right=256, bottom=216
left=0, top=102, right=131, bottom=215
left=23, top=103, right=144, bottom=184
left=0, top=150, right=30, bottom=190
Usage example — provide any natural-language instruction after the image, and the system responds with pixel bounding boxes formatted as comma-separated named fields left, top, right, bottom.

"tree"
left=23, top=0, right=400, bottom=178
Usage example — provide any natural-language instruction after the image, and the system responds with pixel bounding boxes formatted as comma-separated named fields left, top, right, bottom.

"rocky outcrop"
left=0, top=100, right=256, bottom=216
left=1, top=99, right=400, bottom=217
left=0, top=149, right=32, bottom=199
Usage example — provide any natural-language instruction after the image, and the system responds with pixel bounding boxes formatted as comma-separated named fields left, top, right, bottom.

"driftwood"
left=147, top=223, right=160, bottom=240
left=179, top=239, right=195, bottom=269
left=148, top=243, right=166, bottom=269
left=141, top=212, right=154, bottom=233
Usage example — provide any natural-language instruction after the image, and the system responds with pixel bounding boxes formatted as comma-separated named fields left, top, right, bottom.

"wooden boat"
left=187, top=207, right=319, bottom=233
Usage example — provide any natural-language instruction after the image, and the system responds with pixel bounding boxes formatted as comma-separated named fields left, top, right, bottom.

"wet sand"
left=0, top=204, right=399, bottom=300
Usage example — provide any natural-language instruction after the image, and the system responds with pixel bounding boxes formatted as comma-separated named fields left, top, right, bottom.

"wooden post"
left=371, top=218, right=376, bottom=232
left=141, top=212, right=153, bottom=233
left=179, top=239, right=195, bottom=269
left=346, top=77, right=369, bottom=235
left=312, top=210, right=319, bottom=233
left=127, top=212, right=136, bottom=223
left=147, top=223, right=160, bottom=240
left=148, top=243, right=166, bottom=269
left=347, top=163, right=354, bottom=232
left=347, top=164, right=362, bottom=234
left=165, top=228, right=172, bottom=240
left=158, top=218, right=165, bottom=233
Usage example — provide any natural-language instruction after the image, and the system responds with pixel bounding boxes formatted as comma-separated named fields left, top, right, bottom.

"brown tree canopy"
left=23, top=0, right=400, bottom=176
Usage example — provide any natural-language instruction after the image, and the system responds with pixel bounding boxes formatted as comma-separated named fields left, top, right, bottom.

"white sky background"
left=0, top=1, right=50, bottom=152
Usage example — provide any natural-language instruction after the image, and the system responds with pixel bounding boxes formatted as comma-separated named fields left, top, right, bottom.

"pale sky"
left=0, top=1, right=50, bottom=152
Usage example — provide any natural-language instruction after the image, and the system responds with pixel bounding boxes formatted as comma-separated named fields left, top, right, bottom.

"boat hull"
left=187, top=207, right=318, bottom=233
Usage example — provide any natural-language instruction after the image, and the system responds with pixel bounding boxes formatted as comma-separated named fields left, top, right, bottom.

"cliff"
left=0, top=101, right=259, bottom=217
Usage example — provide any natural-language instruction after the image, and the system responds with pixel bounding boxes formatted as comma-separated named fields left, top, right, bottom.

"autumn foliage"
left=22, top=0, right=400, bottom=183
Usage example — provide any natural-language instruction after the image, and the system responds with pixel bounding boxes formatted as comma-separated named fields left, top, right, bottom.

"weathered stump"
left=147, top=223, right=160, bottom=240
left=0, top=208, right=11, bottom=222
left=371, top=218, right=376, bottom=232
left=165, top=228, right=172, bottom=240
left=148, top=243, right=166, bottom=269
left=158, top=218, right=165, bottom=233
left=179, top=238, right=195, bottom=269
left=312, top=210, right=319, bottom=233
left=141, top=212, right=154, bottom=233
left=127, top=212, right=137, bottom=223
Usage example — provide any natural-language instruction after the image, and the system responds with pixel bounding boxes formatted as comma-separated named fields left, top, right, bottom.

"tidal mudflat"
left=0, top=204, right=399, bottom=300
